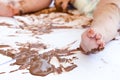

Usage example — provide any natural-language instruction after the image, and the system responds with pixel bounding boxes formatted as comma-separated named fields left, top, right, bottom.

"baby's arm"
left=80, top=0, right=120, bottom=54
left=0, top=0, right=52, bottom=17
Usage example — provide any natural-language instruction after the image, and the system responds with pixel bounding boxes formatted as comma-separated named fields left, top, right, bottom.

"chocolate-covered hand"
left=54, top=0, right=74, bottom=12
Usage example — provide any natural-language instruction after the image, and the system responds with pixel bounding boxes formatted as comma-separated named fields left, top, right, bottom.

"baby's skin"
left=80, top=0, right=120, bottom=54
left=0, top=0, right=52, bottom=17
left=54, top=0, right=120, bottom=54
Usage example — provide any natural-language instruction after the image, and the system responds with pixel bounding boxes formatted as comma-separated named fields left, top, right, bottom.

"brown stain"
left=0, top=43, right=78, bottom=76
left=64, top=64, right=77, bottom=72
left=0, top=23, right=12, bottom=26
left=9, top=69, right=19, bottom=73
left=0, top=45, right=10, bottom=48
left=0, top=72, right=6, bottom=74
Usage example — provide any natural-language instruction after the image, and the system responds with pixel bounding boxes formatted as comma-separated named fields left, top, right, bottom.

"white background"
left=0, top=15, right=120, bottom=80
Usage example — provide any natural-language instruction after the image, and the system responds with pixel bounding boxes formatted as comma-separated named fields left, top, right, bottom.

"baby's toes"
left=96, top=39, right=105, bottom=50
left=99, top=41, right=105, bottom=50
left=95, top=33, right=105, bottom=50
left=87, top=28, right=96, bottom=38
left=95, top=33, right=102, bottom=40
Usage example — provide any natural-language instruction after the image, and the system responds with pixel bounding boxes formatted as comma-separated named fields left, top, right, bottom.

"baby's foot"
left=80, top=28, right=105, bottom=54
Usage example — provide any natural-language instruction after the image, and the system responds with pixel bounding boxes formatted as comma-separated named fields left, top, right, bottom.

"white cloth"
left=73, top=0, right=99, bottom=15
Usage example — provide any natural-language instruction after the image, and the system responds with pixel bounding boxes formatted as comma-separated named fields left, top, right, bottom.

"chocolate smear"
left=64, top=64, right=77, bottom=72
left=0, top=43, right=78, bottom=76
left=0, top=45, right=10, bottom=48
left=9, top=69, right=19, bottom=73
left=0, top=22, right=13, bottom=26
left=0, top=72, right=6, bottom=74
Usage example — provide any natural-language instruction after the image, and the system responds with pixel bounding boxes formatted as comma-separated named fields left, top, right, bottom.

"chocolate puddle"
left=0, top=43, right=78, bottom=76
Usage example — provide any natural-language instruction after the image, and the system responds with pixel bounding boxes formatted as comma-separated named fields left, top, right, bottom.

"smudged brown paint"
left=0, top=43, right=78, bottom=76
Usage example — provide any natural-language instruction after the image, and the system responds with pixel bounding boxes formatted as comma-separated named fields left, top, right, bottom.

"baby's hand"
left=80, top=28, right=105, bottom=54
left=54, top=0, right=74, bottom=12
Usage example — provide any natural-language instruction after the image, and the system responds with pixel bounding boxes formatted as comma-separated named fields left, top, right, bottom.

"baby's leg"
left=80, top=0, right=120, bottom=54
left=0, top=0, right=52, bottom=17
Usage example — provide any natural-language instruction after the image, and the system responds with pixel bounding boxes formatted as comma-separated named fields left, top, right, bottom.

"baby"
left=0, top=0, right=120, bottom=54
left=80, top=0, right=120, bottom=54
left=55, top=0, right=120, bottom=54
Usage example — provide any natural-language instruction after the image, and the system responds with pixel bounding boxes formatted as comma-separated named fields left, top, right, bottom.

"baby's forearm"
left=19, top=0, right=52, bottom=14
left=0, top=0, right=52, bottom=16
left=91, top=0, right=120, bottom=43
